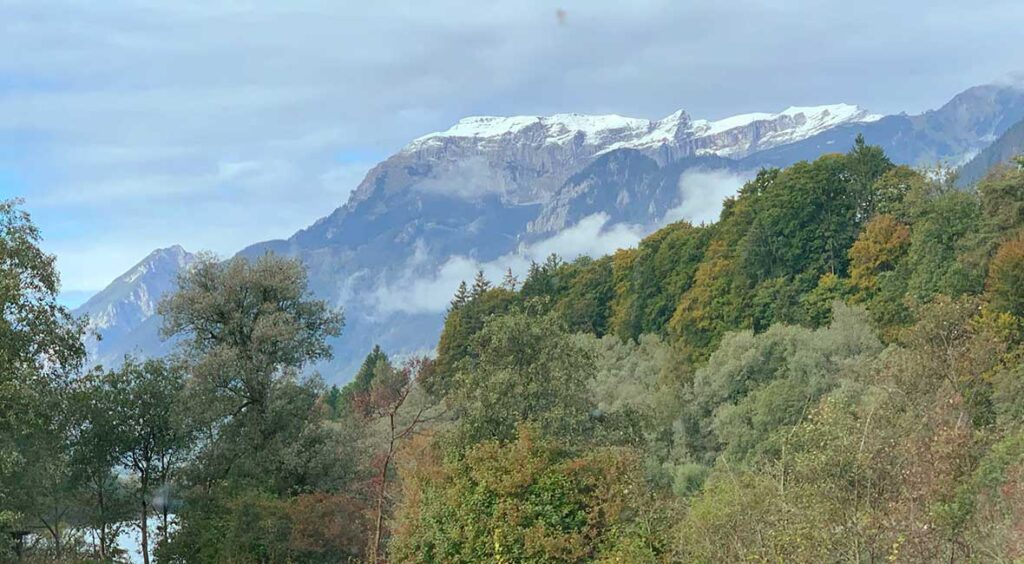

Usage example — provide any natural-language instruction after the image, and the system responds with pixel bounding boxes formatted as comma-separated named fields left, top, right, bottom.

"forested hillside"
left=3, top=137, right=1024, bottom=562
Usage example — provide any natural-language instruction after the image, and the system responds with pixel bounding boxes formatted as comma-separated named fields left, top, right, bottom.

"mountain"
left=958, top=117, right=1024, bottom=186
left=73, top=245, right=196, bottom=367
left=77, top=83, right=1024, bottom=380
left=737, top=85, right=1024, bottom=168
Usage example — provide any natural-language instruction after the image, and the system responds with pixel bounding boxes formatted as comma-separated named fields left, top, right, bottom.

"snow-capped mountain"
left=77, top=83, right=1024, bottom=379
left=74, top=245, right=196, bottom=367
left=408, top=104, right=880, bottom=159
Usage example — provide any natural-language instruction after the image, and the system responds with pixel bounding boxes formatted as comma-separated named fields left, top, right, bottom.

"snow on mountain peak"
left=406, top=102, right=880, bottom=158
left=408, top=113, right=650, bottom=148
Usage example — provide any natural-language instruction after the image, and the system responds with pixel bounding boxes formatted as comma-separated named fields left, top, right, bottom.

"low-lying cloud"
left=663, top=168, right=749, bottom=226
left=371, top=166, right=751, bottom=316
left=371, top=213, right=644, bottom=315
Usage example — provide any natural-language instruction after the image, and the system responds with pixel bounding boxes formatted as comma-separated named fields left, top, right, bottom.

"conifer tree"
left=501, top=267, right=518, bottom=291
left=471, top=270, right=491, bottom=298
left=450, top=280, right=470, bottom=310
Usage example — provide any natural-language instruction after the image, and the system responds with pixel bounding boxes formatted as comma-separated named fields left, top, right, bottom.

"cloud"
left=371, top=167, right=750, bottom=316
left=411, top=156, right=509, bottom=199
left=663, top=169, right=750, bottom=226
left=2, top=0, right=1024, bottom=299
left=372, top=213, right=643, bottom=314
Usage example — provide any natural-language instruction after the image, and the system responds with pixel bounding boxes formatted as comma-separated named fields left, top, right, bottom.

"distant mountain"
left=73, top=245, right=196, bottom=368
left=740, top=84, right=1024, bottom=168
left=958, top=117, right=1024, bottom=186
left=77, top=83, right=1024, bottom=380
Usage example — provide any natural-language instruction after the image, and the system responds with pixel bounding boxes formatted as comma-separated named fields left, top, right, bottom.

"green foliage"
left=904, top=188, right=984, bottom=301
left=682, top=303, right=881, bottom=464
left=391, top=425, right=667, bottom=563
left=433, top=286, right=517, bottom=392
left=447, top=312, right=601, bottom=449
left=608, top=221, right=711, bottom=340
left=156, top=252, right=356, bottom=561
left=0, top=200, right=86, bottom=560
left=550, top=256, right=615, bottom=335
left=987, top=234, right=1024, bottom=318
left=739, top=152, right=884, bottom=282
left=12, top=142, right=1024, bottom=561
left=334, top=344, right=392, bottom=418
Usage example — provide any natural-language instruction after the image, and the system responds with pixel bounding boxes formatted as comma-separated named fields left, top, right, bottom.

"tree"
left=353, top=358, right=437, bottom=563
left=848, top=132, right=895, bottom=220
left=553, top=256, right=615, bottom=336
left=904, top=190, right=983, bottom=302
left=500, top=267, right=518, bottom=291
left=683, top=303, right=881, bottom=464
left=986, top=234, right=1024, bottom=318
left=470, top=270, right=491, bottom=298
left=0, top=199, right=85, bottom=559
left=159, top=252, right=343, bottom=464
left=871, top=165, right=928, bottom=220
left=449, top=280, right=470, bottom=311
left=608, top=221, right=710, bottom=340
left=157, top=253, right=350, bottom=560
left=391, top=426, right=666, bottom=563
left=338, top=344, right=392, bottom=417
left=448, top=312, right=603, bottom=449
left=69, top=371, right=132, bottom=559
left=433, top=286, right=517, bottom=393
left=107, top=357, right=194, bottom=564
left=848, top=213, right=911, bottom=300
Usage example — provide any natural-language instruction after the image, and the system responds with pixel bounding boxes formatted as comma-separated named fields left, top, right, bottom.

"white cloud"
left=371, top=167, right=750, bottom=316
left=663, top=169, right=749, bottom=226
left=411, top=156, right=509, bottom=199
left=372, top=212, right=643, bottom=315
left=3, top=0, right=1024, bottom=299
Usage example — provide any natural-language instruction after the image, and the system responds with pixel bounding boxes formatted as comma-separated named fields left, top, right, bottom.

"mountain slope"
left=746, top=84, right=1024, bottom=168
left=78, top=83, right=1024, bottom=380
left=73, top=245, right=196, bottom=367
left=958, top=117, right=1024, bottom=186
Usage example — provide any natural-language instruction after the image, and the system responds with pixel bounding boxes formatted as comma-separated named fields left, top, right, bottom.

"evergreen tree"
left=470, top=270, right=491, bottom=298
left=353, top=345, right=389, bottom=394
left=450, top=280, right=470, bottom=311
left=501, top=267, right=518, bottom=291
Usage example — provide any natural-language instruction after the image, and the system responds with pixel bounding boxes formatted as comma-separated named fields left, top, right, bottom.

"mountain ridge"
left=74, top=82, right=1024, bottom=380
left=74, top=245, right=197, bottom=367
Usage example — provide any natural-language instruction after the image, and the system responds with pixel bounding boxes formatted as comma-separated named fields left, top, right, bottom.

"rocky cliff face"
left=73, top=245, right=196, bottom=367
left=77, top=84, right=1024, bottom=379
left=958, top=117, right=1024, bottom=186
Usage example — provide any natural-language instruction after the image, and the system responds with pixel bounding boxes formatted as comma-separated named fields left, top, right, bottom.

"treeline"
left=392, top=138, right=1024, bottom=561
left=1, top=136, right=1024, bottom=562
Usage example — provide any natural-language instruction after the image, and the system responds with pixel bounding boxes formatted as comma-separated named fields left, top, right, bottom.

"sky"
left=2, top=0, right=1024, bottom=307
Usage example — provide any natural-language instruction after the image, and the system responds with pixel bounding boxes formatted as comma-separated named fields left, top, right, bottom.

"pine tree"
left=544, top=253, right=563, bottom=271
left=354, top=344, right=389, bottom=393
left=501, top=268, right=518, bottom=291
left=450, top=280, right=470, bottom=311
left=471, top=270, right=491, bottom=298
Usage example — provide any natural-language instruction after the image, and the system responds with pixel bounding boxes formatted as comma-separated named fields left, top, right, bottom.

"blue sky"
left=3, top=0, right=1024, bottom=307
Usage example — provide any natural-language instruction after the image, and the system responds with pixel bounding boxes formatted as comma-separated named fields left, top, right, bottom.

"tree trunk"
left=140, top=477, right=150, bottom=564
left=370, top=414, right=397, bottom=564
left=162, top=502, right=170, bottom=546
left=98, top=481, right=108, bottom=559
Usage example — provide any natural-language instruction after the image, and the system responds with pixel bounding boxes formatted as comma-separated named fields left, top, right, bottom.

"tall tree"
left=0, top=199, right=84, bottom=559
left=501, top=267, right=518, bottom=291
left=354, top=358, right=436, bottom=563
left=68, top=371, right=132, bottom=560
left=159, top=252, right=343, bottom=456
left=107, top=357, right=193, bottom=564
left=470, top=270, right=491, bottom=298
left=449, top=280, right=470, bottom=311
